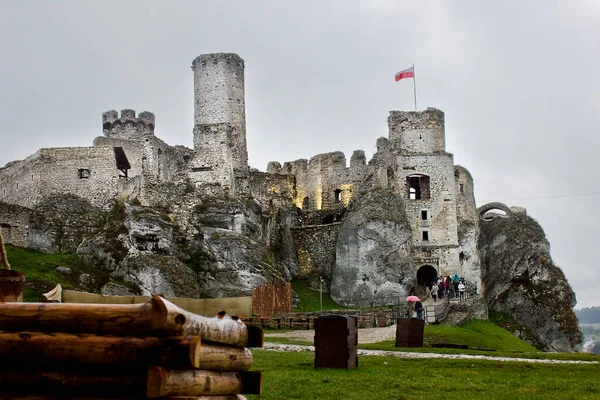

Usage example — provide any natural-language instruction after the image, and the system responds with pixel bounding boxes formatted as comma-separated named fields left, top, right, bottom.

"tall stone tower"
left=189, top=53, right=249, bottom=195
left=389, top=108, right=461, bottom=285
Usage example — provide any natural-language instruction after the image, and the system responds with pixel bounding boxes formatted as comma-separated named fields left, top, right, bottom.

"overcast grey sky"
left=1, top=0, right=599, bottom=308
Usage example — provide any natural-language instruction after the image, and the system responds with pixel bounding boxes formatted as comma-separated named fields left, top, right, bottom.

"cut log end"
left=147, top=366, right=167, bottom=399
left=190, top=336, right=201, bottom=369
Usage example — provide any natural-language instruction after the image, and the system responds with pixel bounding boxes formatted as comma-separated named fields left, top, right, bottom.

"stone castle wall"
left=0, top=152, right=43, bottom=209
left=270, top=150, right=367, bottom=212
left=0, top=202, right=32, bottom=247
left=291, top=222, right=341, bottom=284
left=389, top=108, right=445, bottom=154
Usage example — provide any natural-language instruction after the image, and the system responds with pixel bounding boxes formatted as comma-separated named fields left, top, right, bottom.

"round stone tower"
left=191, top=53, right=247, bottom=169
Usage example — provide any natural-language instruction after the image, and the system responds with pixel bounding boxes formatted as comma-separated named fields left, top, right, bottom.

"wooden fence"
left=63, top=290, right=252, bottom=317
left=251, top=281, right=292, bottom=317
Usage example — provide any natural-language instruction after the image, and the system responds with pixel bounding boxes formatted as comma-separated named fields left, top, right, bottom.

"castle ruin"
left=0, top=53, right=481, bottom=297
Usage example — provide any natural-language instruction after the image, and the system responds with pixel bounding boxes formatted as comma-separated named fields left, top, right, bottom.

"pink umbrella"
left=406, top=295, right=420, bottom=302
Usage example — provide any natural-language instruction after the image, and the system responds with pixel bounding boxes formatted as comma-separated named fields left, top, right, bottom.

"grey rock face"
left=100, top=282, right=138, bottom=296
left=331, top=188, right=414, bottom=307
left=478, top=203, right=582, bottom=352
left=78, top=273, right=93, bottom=286
left=56, top=266, right=72, bottom=275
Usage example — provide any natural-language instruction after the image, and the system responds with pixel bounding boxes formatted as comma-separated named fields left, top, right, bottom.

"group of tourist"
left=429, top=274, right=466, bottom=302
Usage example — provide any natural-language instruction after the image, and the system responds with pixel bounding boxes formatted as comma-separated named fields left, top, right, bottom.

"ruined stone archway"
left=477, top=202, right=513, bottom=221
left=416, top=264, right=438, bottom=288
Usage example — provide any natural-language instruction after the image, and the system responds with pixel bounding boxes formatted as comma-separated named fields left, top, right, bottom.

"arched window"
left=302, top=196, right=310, bottom=210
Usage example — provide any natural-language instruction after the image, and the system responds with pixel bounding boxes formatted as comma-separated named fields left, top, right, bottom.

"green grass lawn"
left=246, top=350, right=599, bottom=400
left=291, top=279, right=347, bottom=312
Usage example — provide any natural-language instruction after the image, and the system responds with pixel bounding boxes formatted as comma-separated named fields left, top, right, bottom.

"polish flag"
left=395, top=66, right=414, bottom=82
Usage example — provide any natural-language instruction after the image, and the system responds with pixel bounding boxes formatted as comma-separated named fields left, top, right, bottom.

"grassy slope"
left=246, top=350, right=600, bottom=400
left=291, top=279, right=347, bottom=312
left=4, top=244, right=108, bottom=301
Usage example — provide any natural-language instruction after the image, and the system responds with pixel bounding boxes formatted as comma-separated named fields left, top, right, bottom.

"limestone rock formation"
left=331, top=187, right=414, bottom=307
left=478, top=203, right=582, bottom=352
left=77, top=195, right=294, bottom=299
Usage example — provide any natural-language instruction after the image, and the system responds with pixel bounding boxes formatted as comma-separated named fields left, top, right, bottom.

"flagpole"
left=412, top=63, right=417, bottom=111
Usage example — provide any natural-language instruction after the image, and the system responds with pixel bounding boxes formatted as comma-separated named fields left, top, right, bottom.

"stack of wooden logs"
left=0, top=294, right=263, bottom=399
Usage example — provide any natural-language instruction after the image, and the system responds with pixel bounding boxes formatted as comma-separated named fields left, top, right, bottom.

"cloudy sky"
left=1, top=1, right=599, bottom=308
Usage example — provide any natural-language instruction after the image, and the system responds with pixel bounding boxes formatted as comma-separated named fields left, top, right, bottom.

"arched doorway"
left=417, top=265, right=438, bottom=289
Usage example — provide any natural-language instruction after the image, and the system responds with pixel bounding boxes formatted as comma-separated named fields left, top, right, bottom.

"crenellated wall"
left=271, top=150, right=367, bottom=212
left=102, top=109, right=155, bottom=140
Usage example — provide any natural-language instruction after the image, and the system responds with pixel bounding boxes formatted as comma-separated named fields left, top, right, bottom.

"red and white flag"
left=395, top=66, right=414, bottom=82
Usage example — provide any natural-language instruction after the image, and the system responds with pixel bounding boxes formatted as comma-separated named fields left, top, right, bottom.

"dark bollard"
left=314, top=315, right=358, bottom=369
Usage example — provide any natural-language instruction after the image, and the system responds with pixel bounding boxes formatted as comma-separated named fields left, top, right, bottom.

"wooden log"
left=0, top=369, right=146, bottom=397
left=0, top=296, right=263, bottom=347
left=147, top=367, right=241, bottom=398
left=151, top=296, right=263, bottom=347
left=147, top=367, right=262, bottom=398
left=0, top=301, right=154, bottom=335
left=197, top=342, right=253, bottom=371
left=0, top=332, right=201, bottom=368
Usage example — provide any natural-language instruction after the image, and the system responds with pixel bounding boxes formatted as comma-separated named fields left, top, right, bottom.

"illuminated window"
left=334, top=189, right=342, bottom=203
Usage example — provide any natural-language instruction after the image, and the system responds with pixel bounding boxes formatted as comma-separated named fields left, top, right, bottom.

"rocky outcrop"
left=28, top=194, right=103, bottom=252
left=478, top=203, right=582, bottom=352
left=331, top=187, right=414, bottom=307
left=77, top=194, right=295, bottom=299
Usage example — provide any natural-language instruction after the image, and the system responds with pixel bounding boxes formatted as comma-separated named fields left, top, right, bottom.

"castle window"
left=459, top=183, right=464, bottom=194
left=422, top=230, right=429, bottom=241
left=421, top=210, right=428, bottom=220
left=16, top=183, right=18, bottom=189
left=407, top=174, right=430, bottom=200
left=78, top=169, right=91, bottom=179
left=334, top=189, right=342, bottom=203
left=302, top=196, right=310, bottom=210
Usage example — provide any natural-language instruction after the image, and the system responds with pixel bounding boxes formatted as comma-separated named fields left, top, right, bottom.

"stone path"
left=260, top=342, right=598, bottom=365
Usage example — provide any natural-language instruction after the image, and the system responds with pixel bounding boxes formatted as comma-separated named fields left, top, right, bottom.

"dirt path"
left=264, top=324, right=397, bottom=344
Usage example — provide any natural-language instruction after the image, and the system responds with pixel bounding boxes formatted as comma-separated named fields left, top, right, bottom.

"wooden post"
left=0, top=332, right=201, bottom=369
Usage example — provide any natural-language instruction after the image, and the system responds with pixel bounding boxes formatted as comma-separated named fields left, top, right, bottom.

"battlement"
left=102, top=109, right=155, bottom=140
left=388, top=108, right=446, bottom=154
left=191, top=53, right=245, bottom=69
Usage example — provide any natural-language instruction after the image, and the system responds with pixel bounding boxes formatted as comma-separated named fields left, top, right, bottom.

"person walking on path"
left=431, top=282, right=439, bottom=302
left=414, top=301, right=423, bottom=319
left=458, top=280, right=466, bottom=301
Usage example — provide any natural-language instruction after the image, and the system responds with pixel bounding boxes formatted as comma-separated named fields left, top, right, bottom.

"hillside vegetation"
left=4, top=244, right=111, bottom=301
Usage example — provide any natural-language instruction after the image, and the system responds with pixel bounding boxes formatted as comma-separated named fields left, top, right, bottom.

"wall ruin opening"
left=417, top=264, right=438, bottom=288
left=407, top=174, right=430, bottom=200
left=78, top=169, right=90, bottom=179
left=334, top=189, right=342, bottom=203
left=302, top=196, right=310, bottom=210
